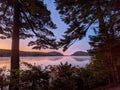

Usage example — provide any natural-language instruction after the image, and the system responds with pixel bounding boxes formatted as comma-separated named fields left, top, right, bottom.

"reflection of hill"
left=49, top=56, right=63, bottom=61
left=72, top=57, right=90, bottom=61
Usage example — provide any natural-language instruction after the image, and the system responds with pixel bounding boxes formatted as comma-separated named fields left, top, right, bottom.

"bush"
left=0, top=61, right=113, bottom=90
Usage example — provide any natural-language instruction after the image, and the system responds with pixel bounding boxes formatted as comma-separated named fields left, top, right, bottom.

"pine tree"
left=89, top=26, right=120, bottom=83
left=55, top=0, right=120, bottom=51
left=55, top=0, right=120, bottom=83
left=0, top=0, right=57, bottom=89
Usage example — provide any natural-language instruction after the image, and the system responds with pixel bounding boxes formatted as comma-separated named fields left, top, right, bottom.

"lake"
left=0, top=56, right=91, bottom=69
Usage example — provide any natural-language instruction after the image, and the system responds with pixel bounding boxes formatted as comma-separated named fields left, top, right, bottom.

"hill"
left=47, top=51, right=64, bottom=56
left=71, top=51, right=89, bottom=56
left=0, top=49, right=64, bottom=57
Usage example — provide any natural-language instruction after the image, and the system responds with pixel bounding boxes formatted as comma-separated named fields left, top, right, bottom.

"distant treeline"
left=0, top=49, right=63, bottom=57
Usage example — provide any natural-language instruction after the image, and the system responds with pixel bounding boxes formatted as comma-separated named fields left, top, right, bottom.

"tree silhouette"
left=55, top=0, right=120, bottom=51
left=55, top=0, right=120, bottom=83
left=0, top=0, right=57, bottom=89
left=89, top=23, right=120, bottom=83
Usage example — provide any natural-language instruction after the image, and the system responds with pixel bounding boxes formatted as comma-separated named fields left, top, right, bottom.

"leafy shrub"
left=0, top=61, right=114, bottom=90
left=48, top=62, right=84, bottom=90
left=20, top=62, right=49, bottom=90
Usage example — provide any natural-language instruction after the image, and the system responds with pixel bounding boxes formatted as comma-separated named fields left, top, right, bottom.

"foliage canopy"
left=0, top=0, right=57, bottom=49
left=55, top=0, right=120, bottom=51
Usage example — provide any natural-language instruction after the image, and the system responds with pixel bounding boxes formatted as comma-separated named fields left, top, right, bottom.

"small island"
left=71, top=51, right=89, bottom=56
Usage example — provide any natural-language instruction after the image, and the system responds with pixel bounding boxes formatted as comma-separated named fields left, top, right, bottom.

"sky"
left=0, top=0, right=93, bottom=55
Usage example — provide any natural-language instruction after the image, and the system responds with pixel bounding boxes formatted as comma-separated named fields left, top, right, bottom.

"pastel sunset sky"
left=0, top=0, right=93, bottom=55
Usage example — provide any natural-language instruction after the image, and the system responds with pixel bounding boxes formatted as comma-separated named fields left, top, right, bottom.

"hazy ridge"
left=0, top=49, right=63, bottom=57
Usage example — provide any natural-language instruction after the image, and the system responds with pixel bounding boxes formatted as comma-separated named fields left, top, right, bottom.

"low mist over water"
left=0, top=56, right=91, bottom=69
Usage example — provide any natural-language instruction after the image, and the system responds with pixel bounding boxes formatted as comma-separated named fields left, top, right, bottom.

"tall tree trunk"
left=10, top=1, right=20, bottom=90
left=96, top=0, right=119, bottom=83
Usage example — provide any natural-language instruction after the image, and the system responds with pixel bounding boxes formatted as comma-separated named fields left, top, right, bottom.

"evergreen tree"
left=55, top=0, right=120, bottom=83
left=89, top=25, right=120, bottom=83
left=0, top=0, right=57, bottom=89
left=55, top=0, right=120, bottom=51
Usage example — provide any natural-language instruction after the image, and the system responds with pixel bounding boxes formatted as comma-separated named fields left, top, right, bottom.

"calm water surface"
left=0, top=56, right=91, bottom=69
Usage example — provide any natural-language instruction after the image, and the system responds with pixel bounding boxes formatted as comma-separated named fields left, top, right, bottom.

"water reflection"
left=72, top=56, right=91, bottom=61
left=47, top=56, right=63, bottom=61
left=0, top=56, right=91, bottom=69
left=0, top=57, right=10, bottom=69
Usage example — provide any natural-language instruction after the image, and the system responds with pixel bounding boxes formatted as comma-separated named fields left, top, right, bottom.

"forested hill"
left=71, top=51, right=89, bottom=56
left=0, top=49, right=64, bottom=57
